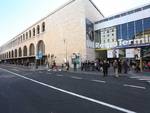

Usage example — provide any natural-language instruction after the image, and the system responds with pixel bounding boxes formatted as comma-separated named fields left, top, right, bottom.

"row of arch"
left=1, top=40, right=45, bottom=59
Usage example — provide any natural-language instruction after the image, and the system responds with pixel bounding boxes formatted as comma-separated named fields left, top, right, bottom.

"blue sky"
left=0, top=0, right=150, bottom=46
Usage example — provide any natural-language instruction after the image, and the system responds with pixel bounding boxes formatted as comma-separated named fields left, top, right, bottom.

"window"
left=33, top=28, right=35, bottom=36
left=135, top=20, right=143, bottom=37
left=121, top=23, right=128, bottom=40
left=37, top=25, right=40, bottom=34
left=95, top=30, right=101, bottom=43
left=128, top=21, right=135, bottom=39
left=127, top=10, right=134, bottom=15
left=116, top=25, right=122, bottom=39
left=114, top=15, right=120, bottom=19
left=134, top=8, right=142, bottom=13
left=42, top=22, right=45, bottom=32
left=107, top=39, right=110, bottom=42
left=144, top=17, right=150, bottom=31
left=143, top=5, right=150, bottom=10
left=121, top=13, right=127, bottom=17
left=20, top=35, right=22, bottom=42
left=29, top=30, right=31, bottom=38
left=23, top=34, right=25, bottom=40
left=26, top=32, right=28, bottom=39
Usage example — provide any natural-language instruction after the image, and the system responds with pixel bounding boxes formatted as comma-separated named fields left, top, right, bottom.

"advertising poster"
left=126, top=48, right=141, bottom=59
left=107, top=49, right=119, bottom=58
left=86, top=19, right=94, bottom=48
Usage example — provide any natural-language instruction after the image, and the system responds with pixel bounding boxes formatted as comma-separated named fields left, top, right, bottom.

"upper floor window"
left=26, top=32, right=28, bottom=39
left=33, top=28, right=35, bottom=36
left=20, top=35, right=22, bottom=42
left=42, top=22, right=45, bottom=32
left=29, top=30, right=31, bottom=38
left=23, top=34, right=25, bottom=40
left=107, top=39, right=110, bottom=42
left=37, top=25, right=40, bottom=34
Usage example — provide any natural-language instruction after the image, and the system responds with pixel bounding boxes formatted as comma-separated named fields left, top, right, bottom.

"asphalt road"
left=0, top=64, right=150, bottom=113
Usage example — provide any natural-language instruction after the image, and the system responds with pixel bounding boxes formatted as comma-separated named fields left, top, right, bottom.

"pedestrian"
left=123, top=60, right=129, bottom=74
left=118, top=60, right=122, bottom=74
left=73, top=60, right=77, bottom=71
left=113, top=60, right=119, bottom=77
left=102, top=60, right=109, bottom=77
left=81, top=61, right=84, bottom=71
left=66, top=61, right=70, bottom=71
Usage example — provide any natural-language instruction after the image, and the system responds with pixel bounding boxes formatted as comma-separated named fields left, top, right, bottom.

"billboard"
left=107, top=49, right=119, bottom=58
left=126, top=48, right=141, bottom=59
left=86, top=19, right=94, bottom=48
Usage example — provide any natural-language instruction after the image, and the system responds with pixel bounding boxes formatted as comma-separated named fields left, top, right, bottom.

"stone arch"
left=37, top=40, right=45, bottom=56
left=7, top=52, right=8, bottom=58
left=9, top=51, right=11, bottom=58
left=23, top=46, right=27, bottom=56
left=29, top=43, right=35, bottom=56
left=19, top=48, right=22, bottom=57
left=11, top=50, right=14, bottom=58
left=15, top=49, right=17, bottom=58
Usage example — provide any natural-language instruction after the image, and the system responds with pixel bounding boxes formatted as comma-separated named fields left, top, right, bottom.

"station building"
left=0, top=0, right=104, bottom=67
left=94, top=3, right=150, bottom=61
left=0, top=0, right=150, bottom=68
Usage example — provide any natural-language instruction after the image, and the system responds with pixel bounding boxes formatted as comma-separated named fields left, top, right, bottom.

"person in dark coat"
left=123, top=60, right=129, bottom=74
left=102, top=60, right=109, bottom=77
left=118, top=60, right=122, bottom=74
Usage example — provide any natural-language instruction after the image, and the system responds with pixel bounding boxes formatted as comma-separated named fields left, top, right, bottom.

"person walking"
left=73, top=60, right=77, bottom=71
left=66, top=61, right=70, bottom=71
left=118, top=60, right=122, bottom=74
left=113, top=60, right=119, bottom=77
left=102, top=60, right=109, bottom=77
left=123, top=60, right=129, bottom=74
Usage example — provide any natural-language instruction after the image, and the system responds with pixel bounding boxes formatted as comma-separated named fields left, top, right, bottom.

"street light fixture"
left=64, top=39, right=67, bottom=62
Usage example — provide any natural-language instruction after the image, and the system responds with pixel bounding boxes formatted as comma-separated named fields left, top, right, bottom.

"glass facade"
left=128, top=22, right=135, bottom=39
left=135, top=20, right=143, bottom=38
left=95, top=30, right=101, bottom=43
left=121, top=23, right=128, bottom=40
left=95, top=17, right=150, bottom=48
left=116, top=25, right=121, bottom=39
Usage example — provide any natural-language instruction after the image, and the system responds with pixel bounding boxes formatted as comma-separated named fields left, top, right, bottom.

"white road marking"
left=12, top=69, right=19, bottom=71
left=129, top=77, right=139, bottom=79
left=124, top=84, right=146, bottom=90
left=0, top=68, right=137, bottom=113
left=138, top=79, right=150, bottom=81
left=92, top=80, right=106, bottom=83
left=71, top=76, right=82, bottom=80
left=47, top=73, right=52, bottom=75
left=56, top=74, right=64, bottom=77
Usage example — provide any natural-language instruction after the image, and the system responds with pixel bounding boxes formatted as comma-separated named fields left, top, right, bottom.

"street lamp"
left=64, top=39, right=67, bottom=62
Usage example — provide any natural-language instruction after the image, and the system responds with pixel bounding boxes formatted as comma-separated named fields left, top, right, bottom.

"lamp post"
left=64, top=39, right=67, bottom=62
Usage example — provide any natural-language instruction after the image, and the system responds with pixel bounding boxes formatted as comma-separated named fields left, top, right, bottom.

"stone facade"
left=0, top=0, right=103, bottom=66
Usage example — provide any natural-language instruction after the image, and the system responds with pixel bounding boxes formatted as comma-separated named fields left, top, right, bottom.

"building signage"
left=95, top=42, right=118, bottom=49
left=95, top=37, right=150, bottom=49
left=118, top=37, right=150, bottom=46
